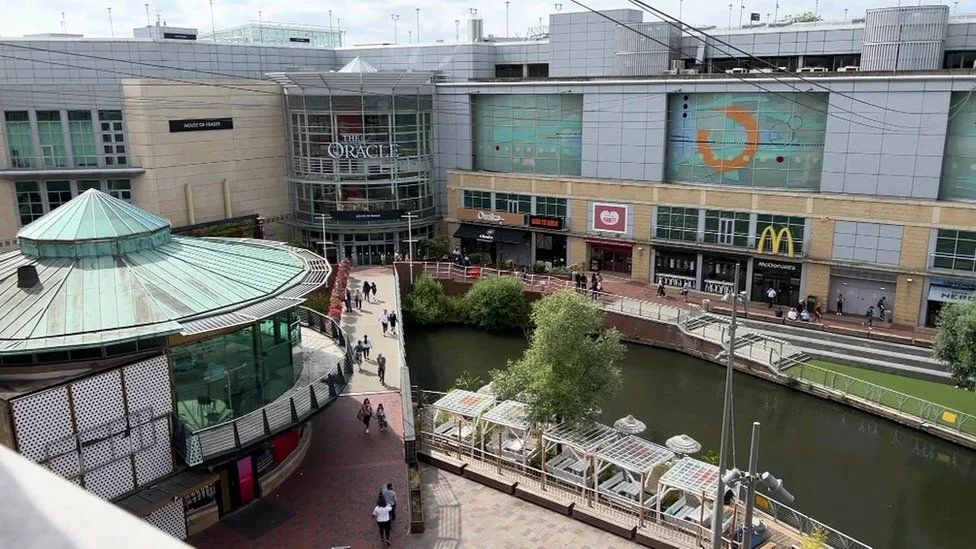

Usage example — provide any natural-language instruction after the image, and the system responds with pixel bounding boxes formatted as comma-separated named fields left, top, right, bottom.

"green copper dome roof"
left=17, top=189, right=172, bottom=258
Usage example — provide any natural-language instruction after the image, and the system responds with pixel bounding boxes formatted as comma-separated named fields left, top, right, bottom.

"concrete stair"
left=742, top=319, right=951, bottom=381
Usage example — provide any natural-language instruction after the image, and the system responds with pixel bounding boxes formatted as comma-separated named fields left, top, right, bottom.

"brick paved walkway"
left=407, top=464, right=638, bottom=549
left=191, top=267, right=410, bottom=549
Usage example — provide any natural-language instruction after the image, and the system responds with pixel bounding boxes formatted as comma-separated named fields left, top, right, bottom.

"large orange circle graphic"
left=695, top=106, right=759, bottom=172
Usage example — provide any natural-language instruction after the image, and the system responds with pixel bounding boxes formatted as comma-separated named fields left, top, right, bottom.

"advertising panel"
left=666, top=92, right=828, bottom=190
left=528, top=215, right=565, bottom=231
left=591, top=203, right=628, bottom=233
left=756, top=226, right=796, bottom=258
left=333, top=209, right=404, bottom=222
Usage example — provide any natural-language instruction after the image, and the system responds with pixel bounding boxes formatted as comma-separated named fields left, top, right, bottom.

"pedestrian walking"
left=590, top=278, right=598, bottom=301
left=389, top=311, right=398, bottom=335
left=344, top=288, right=352, bottom=311
left=836, top=292, right=845, bottom=315
left=354, top=288, right=363, bottom=310
left=681, top=281, right=691, bottom=302
left=864, top=305, right=875, bottom=328
left=371, top=282, right=378, bottom=302
left=766, top=286, right=777, bottom=308
left=376, top=403, right=389, bottom=432
left=382, top=483, right=398, bottom=522
left=359, top=398, right=373, bottom=434
left=377, top=353, right=387, bottom=385
left=657, top=280, right=666, bottom=298
left=372, top=493, right=392, bottom=545
left=379, top=309, right=390, bottom=336
left=354, top=340, right=365, bottom=370
left=362, top=334, right=372, bottom=360
left=363, top=280, right=372, bottom=303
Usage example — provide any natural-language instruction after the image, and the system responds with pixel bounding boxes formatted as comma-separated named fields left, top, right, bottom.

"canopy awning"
left=597, top=435, right=675, bottom=474
left=657, top=456, right=720, bottom=499
left=454, top=224, right=528, bottom=244
left=542, top=421, right=619, bottom=454
left=431, top=389, right=496, bottom=418
left=481, top=400, right=531, bottom=431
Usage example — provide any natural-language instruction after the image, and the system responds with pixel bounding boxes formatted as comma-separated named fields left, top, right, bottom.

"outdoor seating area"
left=595, top=435, right=675, bottom=510
left=429, top=389, right=497, bottom=454
left=481, top=400, right=537, bottom=464
left=542, top=422, right=619, bottom=487
left=657, top=457, right=734, bottom=536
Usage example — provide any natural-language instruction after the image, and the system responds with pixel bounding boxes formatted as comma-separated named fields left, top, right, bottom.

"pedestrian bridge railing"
left=175, top=307, right=355, bottom=466
left=785, top=362, right=976, bottom=437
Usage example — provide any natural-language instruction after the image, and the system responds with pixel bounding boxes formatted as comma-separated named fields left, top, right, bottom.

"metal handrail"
left=175, top=307, right=356, bottom=466
left=787, top=362, right=976, bottom=437
left=393, top=268, right=416, bottom=447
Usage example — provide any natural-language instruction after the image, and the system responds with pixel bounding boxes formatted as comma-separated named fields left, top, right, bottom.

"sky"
left=0, top=1, right=964, bottom=45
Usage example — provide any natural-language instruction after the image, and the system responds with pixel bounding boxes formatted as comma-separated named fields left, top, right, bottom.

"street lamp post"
left=505, top=1, right=510, bottom=36
left=455, top=19, right=460, bottom=42
left=401, top=212, right=419, bottom=283
left=391, top=14, right=400, bottom=44
left=710, top=264, right=740, bottom=549
left=722, top=422, right=795, bottom=549
left=316, top=214, right=334, bottom=259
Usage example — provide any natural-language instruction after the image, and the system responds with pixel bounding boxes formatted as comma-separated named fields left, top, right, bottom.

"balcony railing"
left=174, top=307, right=354, bottom=466
left=292, top=154, right=432, bottom=177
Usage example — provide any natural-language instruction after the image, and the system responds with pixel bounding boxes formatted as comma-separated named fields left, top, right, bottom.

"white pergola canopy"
left=481, top=399, right=531, bottom=431
left=657, top=456, right=721, bottom=503
left=597, top=435, right=675, bottom=475
left=431, top=390, right=496, bottom=418
left=542, top=422, right=619, bottom=454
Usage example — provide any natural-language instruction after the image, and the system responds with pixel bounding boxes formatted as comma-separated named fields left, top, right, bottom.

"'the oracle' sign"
left=326, top=142, right=401, bottom=159
left=591, top=202, right=628, bottom=234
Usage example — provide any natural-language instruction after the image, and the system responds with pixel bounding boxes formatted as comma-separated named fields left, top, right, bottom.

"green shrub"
left=531, top=261, right=547, bottom=274
left=405, top=275, right=451, bottom=325
left=417, top=235, right=451, bottom=260
left=446, top=295, right=470, bottom=323
left=303, top=293, right=331, bottom=315
left=468, top=252, right=492, bottom=266
left=501, top=258, right=517, bottom=270
left=550, top=266, right=572, bottom=277
left=463, top=276, right=529, bottom=330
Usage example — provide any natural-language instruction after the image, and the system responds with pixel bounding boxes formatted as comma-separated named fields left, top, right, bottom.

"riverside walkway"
left=191, top=266, right=409, bottom=548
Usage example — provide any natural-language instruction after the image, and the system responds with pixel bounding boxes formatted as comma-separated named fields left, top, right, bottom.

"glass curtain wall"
left=68, top=111, right=97, bottom=167
left=36, top=111, right=67, bottom=168
left=171, top=310, right=303, bottom=431
left=289, top=93, right=435, bottom=222
left=4, top=111, right=35, bottom=168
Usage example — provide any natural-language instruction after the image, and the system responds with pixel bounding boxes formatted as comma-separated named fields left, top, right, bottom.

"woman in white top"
left=372, top=493, right=393, bottom=545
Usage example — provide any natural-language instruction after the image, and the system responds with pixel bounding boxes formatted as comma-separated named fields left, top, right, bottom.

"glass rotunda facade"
left=272, top=60, right=437, bottom=264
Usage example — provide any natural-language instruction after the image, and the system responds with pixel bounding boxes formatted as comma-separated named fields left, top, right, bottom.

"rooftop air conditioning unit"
left=725, top=67, right=746, bottom=74
left=811, top=67, right=828, bottom=72
left=797, top=66, right=815, bottom=73
left=664, top=69, right=679, bottom=75
left=680, top=68, right=698, bottom=75
left=837, top=65, right=860, bottom=72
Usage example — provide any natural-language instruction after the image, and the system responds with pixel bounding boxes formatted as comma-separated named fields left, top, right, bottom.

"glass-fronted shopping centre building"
left=272, top=58, right=437, bottom=264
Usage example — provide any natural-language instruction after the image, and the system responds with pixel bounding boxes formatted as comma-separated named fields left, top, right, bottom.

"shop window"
left=934, top=230, right=976, bottom=272
left=703, top=210, right=750, bottom=247
left=462, top=190, right=492, bottom=209
left=495, top=192, right=531, bottom=213
left=655, top=206, right=700, bottom=242
left=15, top=181, right=44, bottom=226
left=535, top=196, right=567, bottom=217
left=755, top=214, right=805, bottom=255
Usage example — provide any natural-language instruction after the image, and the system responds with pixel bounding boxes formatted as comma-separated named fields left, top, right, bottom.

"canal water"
left=406, top=325, right=976, bottom=549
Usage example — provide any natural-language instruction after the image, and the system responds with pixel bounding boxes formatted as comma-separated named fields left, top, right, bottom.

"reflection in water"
left=406, top=325, right=976, bottom=549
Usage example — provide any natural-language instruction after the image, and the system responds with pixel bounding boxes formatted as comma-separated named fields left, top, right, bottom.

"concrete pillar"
left=893, top=274, right=924, bottom=326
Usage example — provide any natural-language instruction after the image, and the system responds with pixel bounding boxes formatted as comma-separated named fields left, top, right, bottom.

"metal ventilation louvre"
left=861, top=5, right=950, bottom=71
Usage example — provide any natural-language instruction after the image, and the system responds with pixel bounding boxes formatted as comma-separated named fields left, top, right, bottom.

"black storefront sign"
left=168, top=118, right=234, bottom=133
left=163, top=32, right=196, bottom=40
left=289, top=37, right=311, bottom=43
left=332, top=209, right=404, bottom=222
left=754, top=258, right=800, bottom=274
left=527, top=215, right=565, bottom=231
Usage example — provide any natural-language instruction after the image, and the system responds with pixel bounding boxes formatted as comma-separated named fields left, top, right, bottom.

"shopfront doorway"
left=924, top=278, right=976, bottom=327
left=701, top=255, right=749, bottom=295
left=751, top=258, right=801, bottom=307
left=653, top=249, right=697, bottom=289
left=534, top=233, right=567, bottom=267
left=588, top=242, right=633, bottom=274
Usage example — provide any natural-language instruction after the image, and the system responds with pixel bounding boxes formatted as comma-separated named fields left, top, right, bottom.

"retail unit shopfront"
left=274, top=59, right=437, bottom=264
left=454, top=208, right=531, bottom=265
left=924, top=278, right=976, bottom=327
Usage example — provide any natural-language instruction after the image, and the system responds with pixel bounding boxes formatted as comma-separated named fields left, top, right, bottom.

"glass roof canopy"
left=597, top=435, right=675, bottom=474
left=431, top=390, right=496, bottom=418
left=657, top=456, right=720, bottom=499
left=481, top=400, right=531, bottom=431
left=543, top=422, right=619, bottom=453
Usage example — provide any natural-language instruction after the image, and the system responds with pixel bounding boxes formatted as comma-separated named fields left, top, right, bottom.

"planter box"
left=514, top=484, right=574, bottom=516
left=462, top=467, right=517, bottom=495
left=409, top=488, right=424, bottom=534
left=572, top=504, right=637, bottom=540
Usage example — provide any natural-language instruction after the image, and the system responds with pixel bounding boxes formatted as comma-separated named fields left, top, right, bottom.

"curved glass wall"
left=171, top=309, right=302, bottom=431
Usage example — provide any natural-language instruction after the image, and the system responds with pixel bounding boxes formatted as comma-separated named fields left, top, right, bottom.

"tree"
left=933, top=302, right=976, bottom=389
left=404, top=274, right=451, bottom=325
left=463, top=276, right=529, bottom=330
left=490, top=291, right=625, bottom=425
left=787, top=11, right=822, bottom=23
left=451, top=370, right=484, bottom=392
left=417, top=235, right=451, bottom=260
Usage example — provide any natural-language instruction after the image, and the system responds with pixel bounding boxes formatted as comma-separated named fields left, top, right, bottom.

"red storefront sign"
left=591, top=203, right=628, bottom=233
left=527, top=215, right=565, bottom=230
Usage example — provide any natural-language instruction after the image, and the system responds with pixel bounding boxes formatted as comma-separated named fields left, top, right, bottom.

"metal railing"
left=416, top=421, right=871, bottom=549
left=393, top=267, right=417, bottom=462
left=292, top=154, right=432, bottom=177
left=175, top=307, right=355, bottom=466
left=787, top=362, right=976, bottom=437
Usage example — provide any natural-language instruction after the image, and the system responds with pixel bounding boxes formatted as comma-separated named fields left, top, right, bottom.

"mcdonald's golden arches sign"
left=756, top=226, right=795, bottom=258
